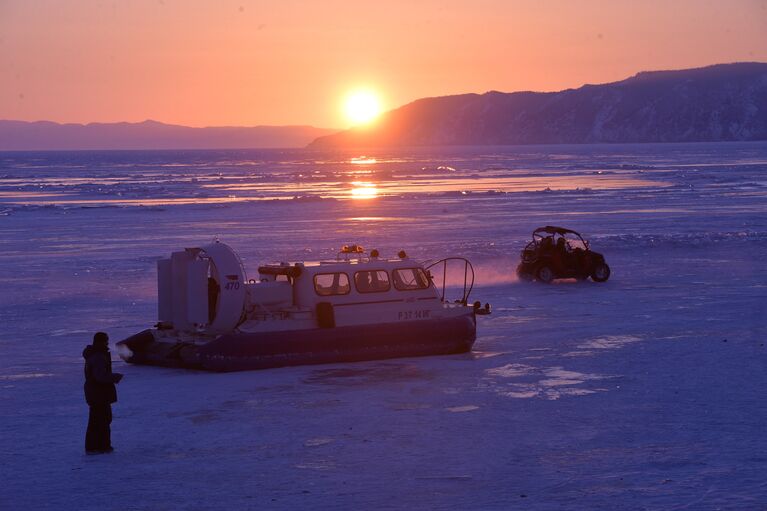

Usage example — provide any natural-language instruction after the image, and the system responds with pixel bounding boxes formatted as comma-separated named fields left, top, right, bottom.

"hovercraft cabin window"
left=392, top=268, right=430, bottom=291
left=354, top=270, right=390, bottom=293
left=314, top=272, right=351, bottom=296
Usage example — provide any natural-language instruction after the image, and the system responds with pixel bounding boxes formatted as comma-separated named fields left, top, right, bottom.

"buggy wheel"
left=591, top=263, right=610, bottom=282
left=536, top=265, right=555, bottom=284
left=516, top=264, right=533, bottom=281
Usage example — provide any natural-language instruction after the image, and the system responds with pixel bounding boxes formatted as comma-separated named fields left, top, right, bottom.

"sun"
left=344, top=91, right=382, bottom=126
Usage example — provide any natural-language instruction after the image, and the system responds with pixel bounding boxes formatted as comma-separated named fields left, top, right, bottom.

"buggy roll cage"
left=425, top=257, right=475, bottom=305
left=531, top=225, right=589, bottom=249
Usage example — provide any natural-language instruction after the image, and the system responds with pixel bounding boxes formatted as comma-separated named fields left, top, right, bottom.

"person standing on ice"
left=83, top=332, right=123, bottom=454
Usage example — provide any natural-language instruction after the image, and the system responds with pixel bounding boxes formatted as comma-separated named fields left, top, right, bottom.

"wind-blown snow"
left=1, top=143, right=766, bottom=509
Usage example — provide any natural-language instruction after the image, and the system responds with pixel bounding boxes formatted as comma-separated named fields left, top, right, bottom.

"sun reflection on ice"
left=350, top=156, right=377, bottom=165
left=350, top=182, right=379, bottom=199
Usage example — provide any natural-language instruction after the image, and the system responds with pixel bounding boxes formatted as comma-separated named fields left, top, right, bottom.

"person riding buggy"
left=516, top=226, right=611, bottom=283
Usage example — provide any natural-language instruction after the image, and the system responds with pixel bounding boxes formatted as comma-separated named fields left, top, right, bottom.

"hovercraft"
left=117, top=241, right=487, bottom=372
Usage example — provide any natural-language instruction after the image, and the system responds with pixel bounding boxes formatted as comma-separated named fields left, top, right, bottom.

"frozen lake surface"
left=1, top=143, right=766, bottom=509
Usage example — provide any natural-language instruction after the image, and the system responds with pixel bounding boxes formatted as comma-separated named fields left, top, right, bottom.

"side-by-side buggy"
left=516, top=226, right=610, bottom=283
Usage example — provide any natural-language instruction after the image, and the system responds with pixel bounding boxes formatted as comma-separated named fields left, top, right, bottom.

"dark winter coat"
left=83, top=344, right=120, bottom=405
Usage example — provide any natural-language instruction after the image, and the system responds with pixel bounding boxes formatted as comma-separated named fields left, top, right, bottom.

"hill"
left=0, top=120, right=337, bottom=150
left=309, top=62, right=767, bottom=148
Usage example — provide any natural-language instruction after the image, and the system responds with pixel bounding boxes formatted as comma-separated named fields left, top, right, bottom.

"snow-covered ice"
left=1, top=143, right=766, bottom=509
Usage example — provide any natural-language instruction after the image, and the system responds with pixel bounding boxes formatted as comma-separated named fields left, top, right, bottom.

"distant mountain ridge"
left=0, top=120, right=338, bottom=150
left=309, top=62, right=767, bottom=149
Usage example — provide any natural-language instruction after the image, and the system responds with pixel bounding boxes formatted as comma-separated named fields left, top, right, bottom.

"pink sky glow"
left=1, top=0, right=766, bottom=128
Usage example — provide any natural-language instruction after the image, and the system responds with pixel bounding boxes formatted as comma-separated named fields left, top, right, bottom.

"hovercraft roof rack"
left=257, top=263, right=303, bottom=278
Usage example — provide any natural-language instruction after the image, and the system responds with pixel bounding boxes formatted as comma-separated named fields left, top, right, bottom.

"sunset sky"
left=1, top=0, right=766, bottom=128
